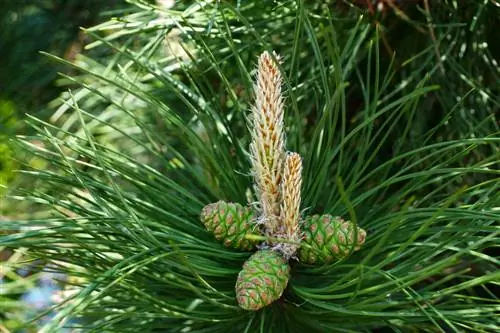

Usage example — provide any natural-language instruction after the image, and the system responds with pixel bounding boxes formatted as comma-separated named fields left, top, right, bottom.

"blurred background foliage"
left=0, top=0, right=133, bottom=115
left=0, top=0, right=499, bottom=332
left=0, top=1, right=133, bottom=331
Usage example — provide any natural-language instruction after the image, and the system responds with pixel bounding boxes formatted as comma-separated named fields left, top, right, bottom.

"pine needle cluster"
left=1, top=1, right=499, bottom=332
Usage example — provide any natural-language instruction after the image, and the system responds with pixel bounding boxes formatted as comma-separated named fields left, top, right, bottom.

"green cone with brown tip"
left=200, top=201, right=259, bottom=251
left=235, top=250, right=291, bottom=311
left=299, top=215, right=367, bottom=264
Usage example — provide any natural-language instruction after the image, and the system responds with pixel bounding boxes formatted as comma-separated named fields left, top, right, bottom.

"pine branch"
left=2, top=0, right=499, bottom=332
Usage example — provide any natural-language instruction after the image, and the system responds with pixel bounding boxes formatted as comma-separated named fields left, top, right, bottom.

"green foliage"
left=1, top=100, right=17, bottom=192
left=0, top=100, right=17, bottom=132
left=0, top=142, right=14, bottom=191
left=0, top=249, right=40, bottom=332
left=1, top=1, right=499, bottom=332
left=0, top=0, right=132, bottom=113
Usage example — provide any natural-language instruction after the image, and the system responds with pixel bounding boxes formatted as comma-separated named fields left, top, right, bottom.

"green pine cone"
left=200, top=201, right=259, bottom=251
left=235, top=250, right=291, bottom=311
left=299, top=214, right=367, bottom=264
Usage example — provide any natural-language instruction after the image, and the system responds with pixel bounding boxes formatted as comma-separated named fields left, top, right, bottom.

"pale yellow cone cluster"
left=250, top=51, right=302, bottom=258
left=249, top=51, right=366, bottom=261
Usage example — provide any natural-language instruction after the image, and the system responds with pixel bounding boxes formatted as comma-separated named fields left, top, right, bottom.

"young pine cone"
left=299, top=214, right=367, bottom=264
left=200, top=201, right=260, bottom=251
left=235, top=250, right=291, bottom=311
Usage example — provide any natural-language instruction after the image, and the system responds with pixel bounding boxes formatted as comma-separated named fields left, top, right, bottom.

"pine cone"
left=299, top=215, right=367, bottom=264
left=235, top=250, right=291, bottom=311
left=200, top=201, right=260, bottom=251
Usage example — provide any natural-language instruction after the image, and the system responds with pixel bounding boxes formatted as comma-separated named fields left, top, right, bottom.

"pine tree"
left=2, top=1, right=499, bottom=332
